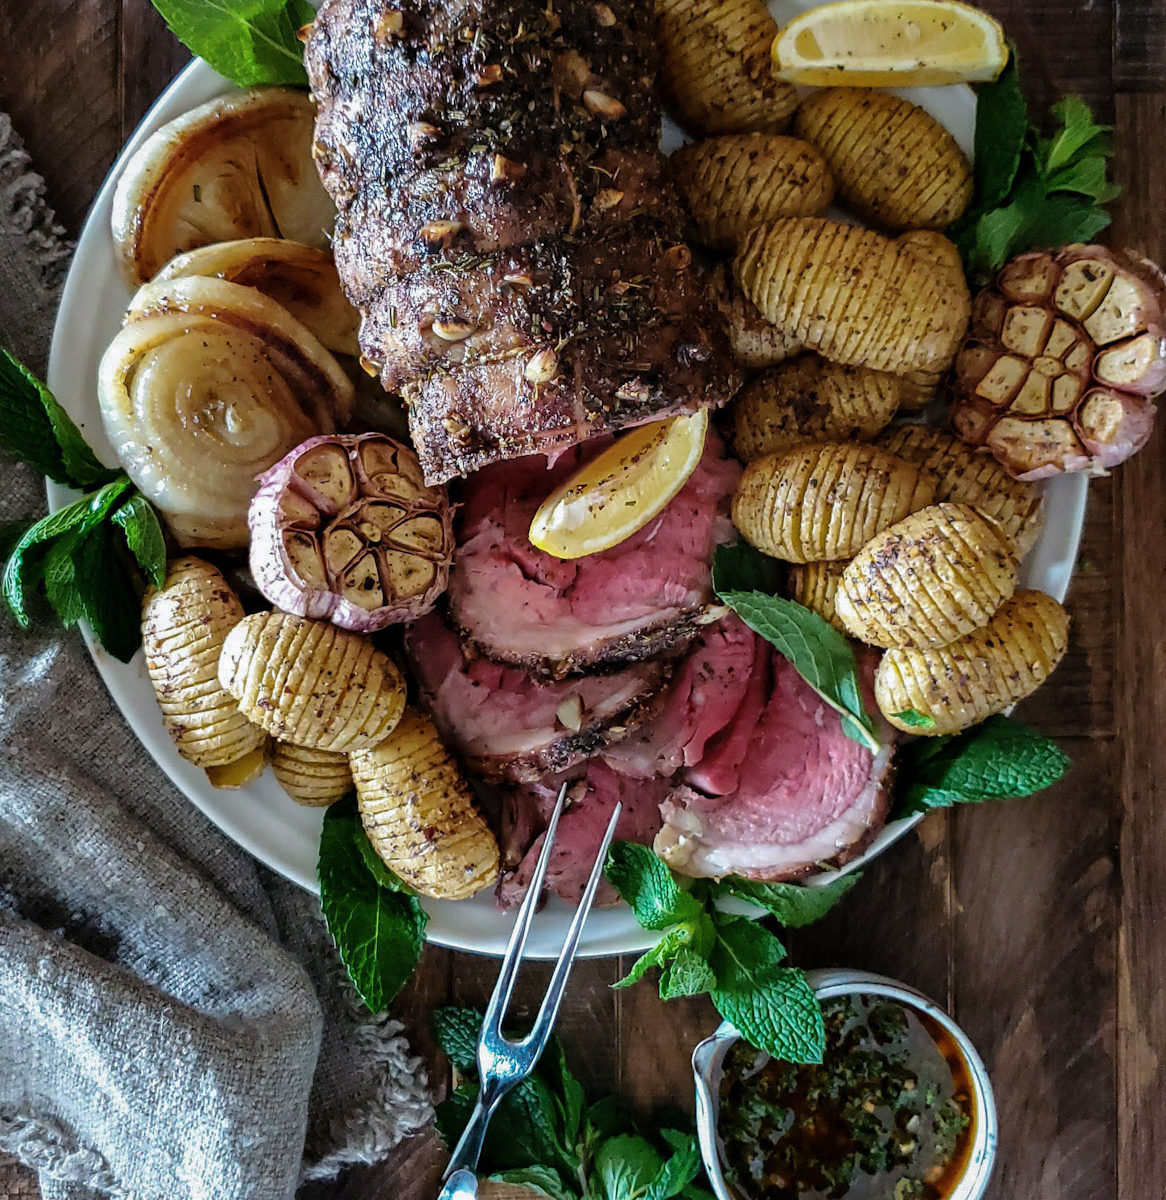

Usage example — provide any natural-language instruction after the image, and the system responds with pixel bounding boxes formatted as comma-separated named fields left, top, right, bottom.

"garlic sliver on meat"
left=528, top=409, right=709, bottom=560
left=98, top=276, right=353, bottom=550
left=111, top=88, right=335, bottom=285
left=153, top=238, right=360, bottom=358
left=249, top=433, right=454, bottom=631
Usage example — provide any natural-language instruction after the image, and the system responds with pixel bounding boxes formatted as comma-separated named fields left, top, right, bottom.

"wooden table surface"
left=1, top=3, right=1163, bottom=1198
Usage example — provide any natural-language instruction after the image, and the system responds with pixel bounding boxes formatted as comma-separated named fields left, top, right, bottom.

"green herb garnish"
left=434, top=1006, right=714, bottom=1200
left=951, top=47, right=1120, bottom=279
left=713, top=543, right=880, bottom=753
left=0, top=347, right=166, bottom=662
left=894, top=714, right=1071, bottom=816
left=149, top=0, right=315, bottom=88
left=605, top=842, right=860, bottom=1066
left=317, top=796, right=428, bottom=1012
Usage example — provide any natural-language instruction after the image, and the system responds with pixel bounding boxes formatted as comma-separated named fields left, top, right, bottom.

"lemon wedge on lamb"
left=772, top=0, right=1008, bottom=87
left=529, top=410, right=709, bottom=560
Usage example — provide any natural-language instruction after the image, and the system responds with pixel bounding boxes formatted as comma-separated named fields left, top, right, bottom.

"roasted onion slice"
left=98, top=276, right=354, bottom=549
left=111, top=88, right=335, bottom=285
left=249, top=433, right=453, bottom=631
left=153, top=237, right=359, bottom=358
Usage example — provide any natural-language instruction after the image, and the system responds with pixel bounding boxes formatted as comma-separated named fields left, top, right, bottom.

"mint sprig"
left=951, top=48, right=1120, bottom=279
left=434, top=1007, right=713, bottom=1200
left=149, top=0, right=315, bottom=87
left=713, top=543, right=880, bottom=753
left=894, top=714, right=1070, bottom=816
left=317, top=797, right=428, bottom=1012
left=605, top=843, right=857, bottom=1065
left=0, top=347, right=167, bottom=662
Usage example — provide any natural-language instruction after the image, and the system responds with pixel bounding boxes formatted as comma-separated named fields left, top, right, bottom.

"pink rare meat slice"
left=498, top=761, right=672, bottom=906
left=446, top=429, right=741, bottom=678
left=404, top=611, right=667, bottom=785
left=654, top=638, right=895, bottom=881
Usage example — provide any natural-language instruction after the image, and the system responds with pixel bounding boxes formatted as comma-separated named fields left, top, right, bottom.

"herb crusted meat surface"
left=305, top=0, right=739, bottom=483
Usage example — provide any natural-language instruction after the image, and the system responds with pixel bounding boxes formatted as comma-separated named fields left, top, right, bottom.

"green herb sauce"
left=719, top=995, right=972, bottom=1200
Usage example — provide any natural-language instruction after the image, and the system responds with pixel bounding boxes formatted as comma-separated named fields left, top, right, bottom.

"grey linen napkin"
left=0, top=113, right=432, bottom=1199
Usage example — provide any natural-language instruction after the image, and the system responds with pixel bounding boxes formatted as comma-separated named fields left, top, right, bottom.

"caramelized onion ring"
left=98, top=276, right=354, bottom=549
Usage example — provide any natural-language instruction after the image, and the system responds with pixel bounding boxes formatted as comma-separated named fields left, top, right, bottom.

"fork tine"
left=519, top=799, right=623, bottom=1057
left=480, top=782, right=570, bottom=1045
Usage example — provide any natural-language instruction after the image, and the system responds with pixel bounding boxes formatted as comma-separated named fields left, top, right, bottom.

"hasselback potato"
left=673, top=134, right=833, bottom=251
left=836, top=503, right=1019, bottom=649
left=218, top=611, right=406, bottom=752
left=655, top=0, right=798, bottom=136
left=350, top=708, right=500, bottom=900
left=732, top=441, right=936, bottom=561
left=727, top=354, right=902, bottom=460
left=875, top=589, right=1070, bottom=735
left=142, top=557, right=267, bottom=770
left=734, top=217, right=971, bottom=374
left=271, top=741, right=353, bottom=807
left=787, top=559, right=849, bottom=633
left=876, top=424, right=1045, bottom=555
left=793, top=88, right=972, bottom=231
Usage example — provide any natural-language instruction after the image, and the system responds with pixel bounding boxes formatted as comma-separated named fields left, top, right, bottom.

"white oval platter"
left=47, top=0, right=1086, bottom=957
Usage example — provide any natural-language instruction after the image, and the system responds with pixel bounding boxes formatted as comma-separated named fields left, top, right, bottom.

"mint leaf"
left=488, top=1167, right=575, bottom=1200
left=1043, top=95, right=1110, bottom=172
left=659, top=949, right=716, bottom=1000
left=318, top=799, right=427, bottom=1012
left=544, top=1038, right=587, bottom=1152
left=711, top=541, right=781, bottom=596
left=354, top=823, right=415, bottom=894
left=605, top=842, right=704, bottom=931
left=892, top=708, right=937, bottom=730
left=719, top=874, right=859, bottom=928
left=595, top=1134, right=663, bottom=1200
left=715, top=590, right=879, bottom=753
left=969, top=47, right=1028, bottom=210
left=707, top=914, right=825, bottom=1064
left=643, top=1132, right=703, bottom=1200
left=150, top=0, right=314, bottom=87
left=432, top=1006, right=481, bottom=1072
left=72, top=523, right=142, bottom=662
left=895, top=714, right=1070, bottom=816
left=3, top=476, right=133, bottom=626
left=40, top=529, right=86, bottom=627
left=0, top=347, right=120, bottom=490
left=111, top=494, right=166, bottom=589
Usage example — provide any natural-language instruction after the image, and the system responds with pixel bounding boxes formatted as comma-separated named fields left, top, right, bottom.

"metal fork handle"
left=443, top=1074, right=513, bottom=1180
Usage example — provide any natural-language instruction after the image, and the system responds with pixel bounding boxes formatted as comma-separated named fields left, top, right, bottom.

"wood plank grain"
left=953, top=736, right=1118, bottom=1200
left=120, top=0, right=189, bottom=137
left=1111, top=91, right=1166, bottom=1200
left=0, top=0, right=121, bottom=230
left=1113, top=0, right=1166, bottom=90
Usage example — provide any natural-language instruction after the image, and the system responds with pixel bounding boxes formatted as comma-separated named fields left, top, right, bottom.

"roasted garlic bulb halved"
left=351, top=708, right=500, bottom=901
left=219, top=611, right=406, bottom=752
left=141, top=557, right=267, bottom=770
left=112, top=88, right=334, bottom=285
left=154, top=238, right=360, bottom=358
left=952, top=245, right=1166, bottom=479
left=249, top=433, right=453, bottom=632
left=98, top=276, right=353, bottom=549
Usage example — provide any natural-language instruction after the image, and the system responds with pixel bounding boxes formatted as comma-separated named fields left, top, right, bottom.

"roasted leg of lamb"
left=306, top=0, right=740, bottom=483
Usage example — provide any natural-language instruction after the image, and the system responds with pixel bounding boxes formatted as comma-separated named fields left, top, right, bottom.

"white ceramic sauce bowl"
left=692, top=968, right=998, bottom=1200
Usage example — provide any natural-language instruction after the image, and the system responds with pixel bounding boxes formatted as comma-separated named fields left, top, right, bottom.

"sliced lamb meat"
left=604, top=612, right=757, bottom=778
left=306, top=0, right=740, bottom=484
left=405, top=611, right=666, bottom=783
left=655, top=645, right=895, bottom=881
left=498, top=761, right=671, bottom=906
left=448, top=429, right=741, bottom=677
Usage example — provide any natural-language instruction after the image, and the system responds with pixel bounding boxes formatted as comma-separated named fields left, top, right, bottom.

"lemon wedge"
left=529, top=410, right=709, bottom=560
left=772, top=0, right=1008, bottom=87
